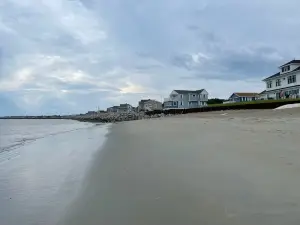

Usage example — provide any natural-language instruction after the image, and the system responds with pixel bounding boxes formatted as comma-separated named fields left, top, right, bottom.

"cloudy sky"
left=1, top=0, right=300, bottom=115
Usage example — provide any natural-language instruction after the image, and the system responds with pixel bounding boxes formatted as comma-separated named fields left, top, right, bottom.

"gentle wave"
left=0, top=120, right=101, bottom=153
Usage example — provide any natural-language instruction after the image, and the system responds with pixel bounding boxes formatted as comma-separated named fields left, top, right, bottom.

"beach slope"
left=61, top=110, right=300, bottom=225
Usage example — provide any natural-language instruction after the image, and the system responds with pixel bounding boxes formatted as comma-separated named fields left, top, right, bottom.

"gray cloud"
left=1, top=0, right=300, bottom=114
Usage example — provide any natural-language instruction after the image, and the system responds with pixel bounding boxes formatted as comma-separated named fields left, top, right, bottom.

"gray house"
left=163, top=89, right=208, bottom=109
left=107, top=106, right=119, bottom=113
left=107, top=104, right=133, bottom=113
left=138, top=99, right=162, bottom=112
left=118, top=104, right=133, bottom=113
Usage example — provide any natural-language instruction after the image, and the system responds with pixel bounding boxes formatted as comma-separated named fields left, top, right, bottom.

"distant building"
left=163, top=89, right=208, bottom=109
left=86, top=111, right=97, bottom=115
left=262, top=59, right=300, bottom=99
left=138, top=99, right=162, bottom=112
left=107, top=106, right=119, bottom=113
left=138, top=99, right=151, bottom=112
left=227, top=92, right=258, bottom=103
left=118, top=104, right=133, bottom=113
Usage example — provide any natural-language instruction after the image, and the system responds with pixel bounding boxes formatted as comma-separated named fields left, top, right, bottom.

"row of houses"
left=226, top=59, right=300, bottom=103
left=106, top=89, right=209, bottom=113
left=106, top=59, right=300, bottom=112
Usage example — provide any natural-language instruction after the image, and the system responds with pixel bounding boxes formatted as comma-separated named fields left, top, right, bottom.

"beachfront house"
left=118, top=104, right=133, bottom=113
left=263, top=59, right=300, bottom=99
left=163, top=89, right=208, bottom=109
left=227, top=92, right=258, bottom=103
left=138, top=99, right=162, bottom=112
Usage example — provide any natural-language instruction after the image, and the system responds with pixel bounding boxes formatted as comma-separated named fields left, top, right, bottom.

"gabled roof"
left=174, top=89, right=204, bottom=94
left=232, top=92, right=258, bottom=97
left=279, top=60, right=300, bottom=68
left=263, top=66, right=300, bottom=81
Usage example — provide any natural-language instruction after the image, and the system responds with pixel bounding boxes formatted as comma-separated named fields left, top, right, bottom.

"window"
left=282, top=66, right=291, bottom=72
left=267, top=81, right=272, bottom=88
left=180, top=94, right=183, bottom=98
left=192, top=94, right=196, bottom=97
left=276, top=79, right=281, bottom=87
left=288, top=75, right=296, bottom=84
left=180, top=101, right=183, bottom=106
left=173, top=101, right=177, bottom=106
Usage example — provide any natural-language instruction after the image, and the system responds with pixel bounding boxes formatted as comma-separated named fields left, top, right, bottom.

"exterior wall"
left=118, top=104, right=133, bottom=113
left=188, top=101, right=199, bottom=108
left=258, top=93, right=267, bottom=100
left=188, top=94, right=198, bottom=101
left=265, top=71, right=300, bottom=92
left=144, top=100, right=163, bottom=111
left=118, top=108, right=128, bottom=113
left=164, top=101, right=177, bottom=109
left=180, top=94, right=189, bottom=109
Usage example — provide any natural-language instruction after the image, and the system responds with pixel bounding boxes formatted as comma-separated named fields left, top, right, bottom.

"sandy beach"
left=61, top=109, right=300, bottom=225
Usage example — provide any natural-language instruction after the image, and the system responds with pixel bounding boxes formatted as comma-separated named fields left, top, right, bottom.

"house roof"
left=119, top=103, right=131, bottom=107
left=139, top=99, right=151, bottom=103
left=263, top=72, right=280, bottom=81
left=259, top=90, right=266, bottom=95
left=108, top=106, right=119, bottom=109
left=263, top=66, right=300, bottom=81
left=174, top=89, right=204, bottom=94
left=279, top=59, right=300, bottom=68
left=233, top=92, right=258, bottom=97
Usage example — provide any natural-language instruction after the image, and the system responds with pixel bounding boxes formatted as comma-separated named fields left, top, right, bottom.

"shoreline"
left=60, top=109, right=300, bottom=225
left=0, top=121, right=110, bottom=225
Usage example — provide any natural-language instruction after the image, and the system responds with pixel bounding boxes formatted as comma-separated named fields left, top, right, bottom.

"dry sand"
left=61, top=109, right=300, bottom=225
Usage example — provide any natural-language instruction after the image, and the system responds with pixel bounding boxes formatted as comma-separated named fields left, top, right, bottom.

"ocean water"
left=0, top=119, right=109, bottom=225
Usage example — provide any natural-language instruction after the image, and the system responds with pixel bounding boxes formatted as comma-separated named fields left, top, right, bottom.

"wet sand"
left=61, top=109, right=300, bottom=225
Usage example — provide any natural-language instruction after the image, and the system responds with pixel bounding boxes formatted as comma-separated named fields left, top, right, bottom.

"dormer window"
left=282, top=65, right=290, bottom=73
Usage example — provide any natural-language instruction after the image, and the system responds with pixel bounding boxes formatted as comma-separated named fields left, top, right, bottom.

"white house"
left=263, top=60, right=300, bottom=99
left=163, top=89, right=208, bottom=109
left=227, top=92, right=258, bottom=103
